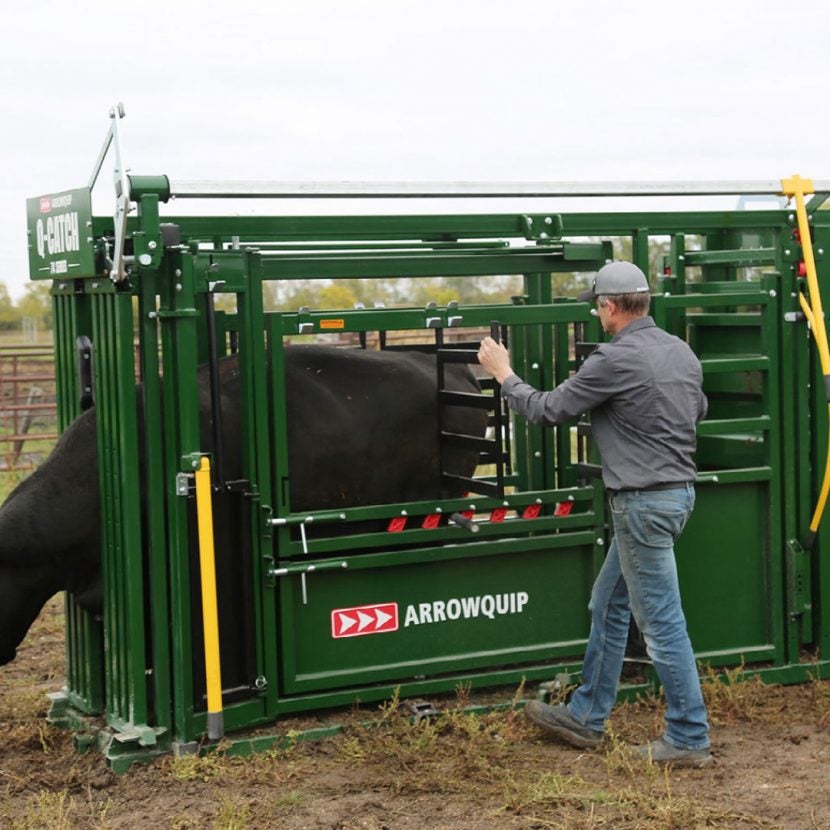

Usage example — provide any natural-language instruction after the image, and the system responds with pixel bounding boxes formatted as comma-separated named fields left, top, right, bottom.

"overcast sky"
left=2, top=0, right=829, bottom=298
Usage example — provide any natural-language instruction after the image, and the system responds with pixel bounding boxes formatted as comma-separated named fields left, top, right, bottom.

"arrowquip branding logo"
left=331, top=592, right=530, bottom=640
left=403, top=592, right=529, bottom=627
left=331, top=603, right=399, bottom=638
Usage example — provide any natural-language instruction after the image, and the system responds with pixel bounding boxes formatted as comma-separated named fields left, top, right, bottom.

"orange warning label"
left=320, top=319, right=345, bottom=330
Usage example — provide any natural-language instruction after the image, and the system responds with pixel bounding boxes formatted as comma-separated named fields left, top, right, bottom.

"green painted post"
left=159, top=248, right=202, bottom=744
left=138, top=267, right=173, bottom=735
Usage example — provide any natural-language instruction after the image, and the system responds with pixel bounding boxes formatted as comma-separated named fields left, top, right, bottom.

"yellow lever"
left=782, top=174, right=830, bottom=549
left=194, top=456, right=224, bottom=739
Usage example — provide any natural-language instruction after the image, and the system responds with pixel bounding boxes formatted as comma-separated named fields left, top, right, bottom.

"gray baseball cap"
left=577, top=261, right=650, bottom=301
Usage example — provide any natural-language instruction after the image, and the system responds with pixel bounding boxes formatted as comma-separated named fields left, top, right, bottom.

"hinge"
left=786, top=538, right=811, bottom=620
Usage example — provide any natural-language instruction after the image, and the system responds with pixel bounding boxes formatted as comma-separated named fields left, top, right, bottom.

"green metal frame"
left=34, top=182, right=830, bottom=768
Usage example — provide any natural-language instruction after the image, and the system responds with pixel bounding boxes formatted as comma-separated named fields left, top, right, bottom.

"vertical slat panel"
left=52, top=286, right=105, bottom=715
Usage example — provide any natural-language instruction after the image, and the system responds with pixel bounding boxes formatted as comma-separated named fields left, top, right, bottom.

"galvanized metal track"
left=166, top=179, right=830, bottom=199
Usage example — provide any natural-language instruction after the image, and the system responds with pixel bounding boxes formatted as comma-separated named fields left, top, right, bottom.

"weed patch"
left=700, top=665, right=774, bottom=726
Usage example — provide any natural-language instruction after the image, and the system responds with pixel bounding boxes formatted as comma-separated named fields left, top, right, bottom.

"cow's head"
left=0, top=562, right=62, bottom=666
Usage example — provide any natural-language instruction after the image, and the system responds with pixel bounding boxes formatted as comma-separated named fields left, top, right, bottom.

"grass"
left=4, top=599, right=829, bottom=830
left=700, top=663, right=782, bottom=726
left=0, top=468, right=30, bottom=501
left=9, top=789, right=111, bottom=830
left=0, top=677, right=814, bottom=830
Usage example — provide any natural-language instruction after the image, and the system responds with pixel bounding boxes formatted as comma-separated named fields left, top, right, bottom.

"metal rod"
left=205, top=291, right=225, bottom=488
left=166, top=179, right=830, bottom=199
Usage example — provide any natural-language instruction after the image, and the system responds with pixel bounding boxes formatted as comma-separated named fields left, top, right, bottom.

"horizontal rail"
left=0, top=374, right=57, bottom=384
left=166, top=179, right=830, bottom=199
left=0, top=432, right=59, bottom=443
left=0, top=402, right=56, bottom=412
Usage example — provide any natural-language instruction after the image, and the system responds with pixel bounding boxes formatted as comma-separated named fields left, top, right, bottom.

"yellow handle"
left=782, top=175, right=830, bottom=545
left=194, top=456, right=224, bottom=739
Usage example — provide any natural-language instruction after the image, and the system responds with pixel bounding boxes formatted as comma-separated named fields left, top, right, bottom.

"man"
left=477, top=260, right=711, bottom=767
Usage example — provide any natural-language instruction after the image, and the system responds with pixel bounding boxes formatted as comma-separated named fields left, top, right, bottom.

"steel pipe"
left=164, top=179, right=830, bottom=199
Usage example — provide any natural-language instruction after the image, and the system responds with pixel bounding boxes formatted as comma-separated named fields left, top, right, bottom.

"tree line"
left=0, top=283, right=52, bottom=331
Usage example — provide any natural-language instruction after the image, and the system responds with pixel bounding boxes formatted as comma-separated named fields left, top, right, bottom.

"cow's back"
left=282, top=346, right=485, bottom=511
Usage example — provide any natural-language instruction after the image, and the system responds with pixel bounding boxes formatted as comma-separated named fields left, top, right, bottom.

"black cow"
left=0, top=346, right=487, bottom=666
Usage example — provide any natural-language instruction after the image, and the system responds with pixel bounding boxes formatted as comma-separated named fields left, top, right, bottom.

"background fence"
left=0, top=344, right=58, bottom=471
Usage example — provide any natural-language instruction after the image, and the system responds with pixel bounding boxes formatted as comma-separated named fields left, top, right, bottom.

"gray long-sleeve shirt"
left=500, top=316, right=707, bottom=491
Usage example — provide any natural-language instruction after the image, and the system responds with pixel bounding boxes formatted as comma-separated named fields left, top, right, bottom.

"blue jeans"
left=567, top=484, right=710, bottom=750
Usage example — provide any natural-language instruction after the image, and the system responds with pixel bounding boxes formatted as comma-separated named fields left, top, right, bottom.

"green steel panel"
left=89, top=287, right=148, bottom=730
left=278, top=542, right=594, bottom=694
left=678, top=482, right=776, bottom=657
left=50, top=288, right=105, bottom=715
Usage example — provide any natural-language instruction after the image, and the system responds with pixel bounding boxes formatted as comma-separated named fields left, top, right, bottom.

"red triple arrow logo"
left=331, top=602, right=399, bottom=639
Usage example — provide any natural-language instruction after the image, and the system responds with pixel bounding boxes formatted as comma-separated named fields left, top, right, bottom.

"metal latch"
left=267, top=560, right=349, bottom=605
left=404, top=699, right=439, bottom=721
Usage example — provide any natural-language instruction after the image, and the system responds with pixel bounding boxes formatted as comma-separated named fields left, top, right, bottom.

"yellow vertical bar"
left=784, top=176, right=830, bottom=371
left=194, top=456, right=224, bottom=739
left=782, top=175, right=830, bottom=544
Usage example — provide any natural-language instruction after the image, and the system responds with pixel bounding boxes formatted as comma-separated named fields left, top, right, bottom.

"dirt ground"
left=1, top=598, right=829, bottom=830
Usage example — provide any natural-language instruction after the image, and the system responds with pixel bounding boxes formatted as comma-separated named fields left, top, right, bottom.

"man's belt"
left=607, top=481, right=691, bottom=496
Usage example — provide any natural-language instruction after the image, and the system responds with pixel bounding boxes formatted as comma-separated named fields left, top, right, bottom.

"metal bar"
left=0, top=432, right=59, bottom=442
left=442, top=473, right=501, bottom=497
left=697, top=416, right=771, bottom=435
left=441, top=431, right=501, bottom=453
left=700, top=356, right=770, bottom=373
left=0, top=403, right=56, bottom=412
left=683, top=248, right=777, bottom=266
left=167, top=179, right=830, bottom=199
left=204, top=291, right=225, bottom=487
left=439, top=390, right=496, bottom=409
left=434, top=349, right=480, bottom=363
